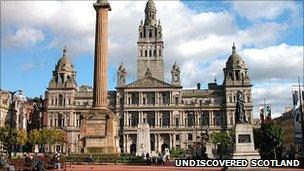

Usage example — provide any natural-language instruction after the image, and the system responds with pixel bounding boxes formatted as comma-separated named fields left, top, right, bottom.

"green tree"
left=17, top=129, right=27, bottom=146
left=28, top=129, right=41, bottom=150
left=254, top=122, right=283, bottom=159
left=0, top=126, right=18, bottom=150
left=170, top=147, right=186, bottom=158
left=210, top=131, right=233, bottom=146
left=210, top=131, right=233, bottom=159
left=16, top=129, right=27, bottom=152
left=55, top=129, right=67, bottom=144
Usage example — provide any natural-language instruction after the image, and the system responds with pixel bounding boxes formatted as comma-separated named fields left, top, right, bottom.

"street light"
left=8, top=89, right=22, bottom=159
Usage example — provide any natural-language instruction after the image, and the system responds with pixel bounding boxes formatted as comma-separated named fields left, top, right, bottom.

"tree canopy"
left=210, top=131, right=233, bottom=146
left=254, top=122, right=283, bottom=159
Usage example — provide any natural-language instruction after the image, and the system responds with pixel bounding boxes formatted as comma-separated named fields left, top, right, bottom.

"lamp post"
left=8, top=89, right=22, bottom=159
left=38, top=95, right=44, bottom=130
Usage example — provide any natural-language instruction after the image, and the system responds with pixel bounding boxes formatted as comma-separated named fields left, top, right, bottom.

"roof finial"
left=63, top=45, right=68, bottom=56
left=232, top=42, right=236, bottom=54
left=214, top=76, right=217, bottom=83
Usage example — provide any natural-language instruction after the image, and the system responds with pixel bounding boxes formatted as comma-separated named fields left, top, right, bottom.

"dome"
left=55, top=46, right=75, bottom=72
left=16, top=90, right=27, bottom=102
left=145, top=0, right=156, bottom=11
left=226, top=43, right=246, bottom=69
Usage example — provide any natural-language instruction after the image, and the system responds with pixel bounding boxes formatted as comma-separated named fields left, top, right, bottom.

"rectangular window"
left=188, top=134, right=192, bottom=141
left=176, top=134, right=180, bottom=141
left=175, top=118, right=179, bottom=127
left=187, top=113, right=194, bottom=127
left=131, top=112, right=139, bottom=127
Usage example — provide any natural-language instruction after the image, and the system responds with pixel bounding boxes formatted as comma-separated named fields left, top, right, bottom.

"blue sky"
left=1, top=0, right=303, bottom=117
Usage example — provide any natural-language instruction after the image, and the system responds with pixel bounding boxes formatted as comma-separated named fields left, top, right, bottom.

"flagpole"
left=298, top=76, right=304, bottom=152
left=264, top=98, right=266, bottom=123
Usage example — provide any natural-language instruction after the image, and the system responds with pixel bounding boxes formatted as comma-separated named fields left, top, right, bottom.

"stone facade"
left=0, top=90, right=10, bottom=127
left=116, top=0, right=253, bottom=155
left=44, top=0, right=253, bottom=155
left=0, top=89, right=28, bottom=130
left=274, top=108, right=296, bottom=153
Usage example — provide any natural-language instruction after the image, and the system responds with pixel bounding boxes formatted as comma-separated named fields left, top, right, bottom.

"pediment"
left=125, top=76, right=173, bottom=88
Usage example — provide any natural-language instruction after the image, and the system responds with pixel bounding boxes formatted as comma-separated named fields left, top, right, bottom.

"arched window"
left=145, top=50, right=147, bottom=57
left=229, top=73, right=233, bottom=80
left=235, top=71, right=240, bottom=80
left=58, top=94, right=63, bottom=106
left=149, top=30, right=152, bottom=38
left=58, top=114, right=63, bottom=127
left=60, top=74, right=64, bottom=83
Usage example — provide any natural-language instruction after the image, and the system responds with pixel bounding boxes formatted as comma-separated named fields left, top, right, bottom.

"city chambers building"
left=44, top=0, right=253, bottom=155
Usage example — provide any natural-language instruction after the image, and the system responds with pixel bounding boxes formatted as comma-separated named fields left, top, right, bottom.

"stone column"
left=155, top=111, right=158, bottom=126
left=157, top=134, right=161, bottom=152
left=139, top=92, right=142, bottom=105
left=210, top=111, right=213, bottom=126
left=126, top=134, right=129, bottom=153
left=92, top=0, right=111, bottom=109
left=155, top=92, right=159, bottom=105
left=172, top=134, right=176, bottom=148
left=169, top=134, right=172, bottom=148
left=170, top=111, right=173, bottom=127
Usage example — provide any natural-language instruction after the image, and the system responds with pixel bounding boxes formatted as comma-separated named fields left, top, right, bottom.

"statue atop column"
left=235, top=91, right=246, bottom=123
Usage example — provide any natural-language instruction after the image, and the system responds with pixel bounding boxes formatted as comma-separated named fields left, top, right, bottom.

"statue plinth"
left=232, top=124, right=260, bottom=164
left=84, top=108, right=119, bottom=154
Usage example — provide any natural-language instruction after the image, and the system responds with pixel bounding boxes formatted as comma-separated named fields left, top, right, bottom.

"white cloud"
left=252, top=82, right=295, bottom=118
left=232, top=1, right=298, bottom=21
left=4, top=27, right=44, bottom=47
left=241, top=43, right=303, bottom=82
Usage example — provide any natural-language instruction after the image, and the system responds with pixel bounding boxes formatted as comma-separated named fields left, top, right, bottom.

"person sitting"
left=31, top=154, right=45, bottom=171
left=24, top=154, right=32, bottom=167
left=54, top=153, right=61, bottom=170
left=145, top=153, right=151, bottom=165
left=158, top=152, right=165, bottom=165
left=165, top=154, right=169, bottom=163
left=86, top=154, right=94, bottom=164
left=0, top=154, right=9, bottom=169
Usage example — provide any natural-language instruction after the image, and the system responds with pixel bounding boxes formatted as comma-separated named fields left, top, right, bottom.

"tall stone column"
left=93, top=0, right=111, bottom=109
